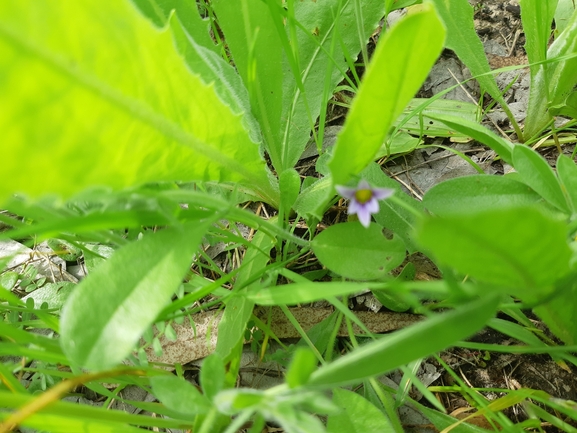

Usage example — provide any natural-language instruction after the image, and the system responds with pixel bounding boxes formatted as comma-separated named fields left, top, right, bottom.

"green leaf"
left=200, top=353, right=226, bottom=400
left=416, top=206, right=571, bottom=300
left=247, top=281, right=385, bottom=306
left=211, top=0, right=284, bottom=169
left=21, top=282, right=74, bottom=310
left=554, top=0, right=577, bottom=36
left=512, top=145, right=569, bottom=213
left=327, top=388, right=395, bottom=433
left=312, top=222, right=406, bottom=280
left=423, top=175, right=542, bottom=215
left=60, top=221, right=212, bottom=370
left=0, top=0, right=273, bottom=205
left=534, top=273, right=577, bottom=345
left=427, top=114, right=515, bottom=164
left=279, top=168, right=301, bottom=213
left=285, top=348, right=318, bottom=389
left=557, top=154, right=577, bottom=213
left=521, top=0, right=558, bottom=69
left=308, top=294, right=500, bottom=388
left=525, top=5, right=577, bottom=137
left=0, top=389, right=194, bottom=431
left=293, top=176, right=333, bottom=223
left=329, top=4, right=445, bottom=185
left=151, top=375, right=212, bottom=417
left=394, top=98, right=479, bottom=140
left=213, top=0, right=387, bottom=173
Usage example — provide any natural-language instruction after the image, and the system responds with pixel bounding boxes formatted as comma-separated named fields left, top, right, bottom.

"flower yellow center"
left=354, top=189, right=372, bottom=204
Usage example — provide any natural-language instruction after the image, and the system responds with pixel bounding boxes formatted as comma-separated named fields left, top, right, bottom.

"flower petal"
left=356, top=180, right=371, bottom=190
left=365, top=198, right=380, bottom=215
left=335, top=185, right=357, bottom=199
left=348, top=199, right=361, bottom=215
left=356, top=205, right=372, bottom=228
left=372, top=187, right=394, bottom=200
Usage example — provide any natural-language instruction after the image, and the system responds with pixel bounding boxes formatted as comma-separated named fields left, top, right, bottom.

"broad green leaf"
left=547, top=7, right=577, bottom=106
left=211, top=0, right=284, bottom=169
left=213, top=0, right=387, bottom=173
left=215, top=229, right=274, bottom=360
left=0, top=0, right=274, bottom=206
left=416, top=206, right=571, bottom=300
left=557, top=154, right=577, bottom=213
left=395, top=98, right=479, bottom=140
left=132, top=0, right=220, bottom=55
left=278, top=0, right=387, bottom=171
left=279, top=168, right=301, bottom=213
left=327, top=388, right=395, bottom=433
left=521, top=0, right=558, bottom=69
left=308, top=294, right=500, bottom=387
left=534, top=273, right=577, bottom=345
left=21, top=282, right=74, bottom=310
left=526, top=6, right=577, bottom=138
left=329, top=4, right=445, bottom=186
left=423, top=175, right=542, bottom=215
left=427, top=114, right=515, bottom=164
left=512, top=145, right=569, bottom=213
left=60, top=220, right=212, bottom=370
left=150, top=375, right=211, bottom=417
left=312, top=222, right=406, bottom=280
left=168, top=12, right=262, bottom=144
left=293, top=176, right=333, bottom=222
left=555, top=0, right=577, bottom=36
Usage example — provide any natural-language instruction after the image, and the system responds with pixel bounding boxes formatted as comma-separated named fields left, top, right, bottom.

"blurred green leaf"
left=312, top=222, right=405, bottom=280
left=60, top=220, right=212, bottom=370
left=200, top=353, right=226, bottom=400
left=286, top=348, right=318, bottom=389
left=0, top=0, right=273, bottom=205
left=308, top=294, right=500, bottom=387
left=22, top=282, right=75, bottom=310
left=329, top=4, right=445, bottom=185
left=556, top=154, right=577, bottom=213
left=423, top=175, right=542, bottom=215
left=534, top=273, right=577, bottom=345
left=417, top=206, right=571, bottom=300
left=0, top=389, right=192, bottom=431
left=248, top=281, right=386, bottom=306
left=327, top=388, right=394, bottom=433
left=512, top=145, right=569, bottom=213
left=151, top=375, right=211, bottom=417
left=279, top=168, right=301, bottom=213
left=554, top=0, right=577, bottom=36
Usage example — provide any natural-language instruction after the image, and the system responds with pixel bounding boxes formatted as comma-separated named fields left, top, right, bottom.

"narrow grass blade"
left=307, top=294, right=500, bottom=388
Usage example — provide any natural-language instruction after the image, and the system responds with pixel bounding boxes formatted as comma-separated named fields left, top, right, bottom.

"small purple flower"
left=336, top=180, right=394, bottom=228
